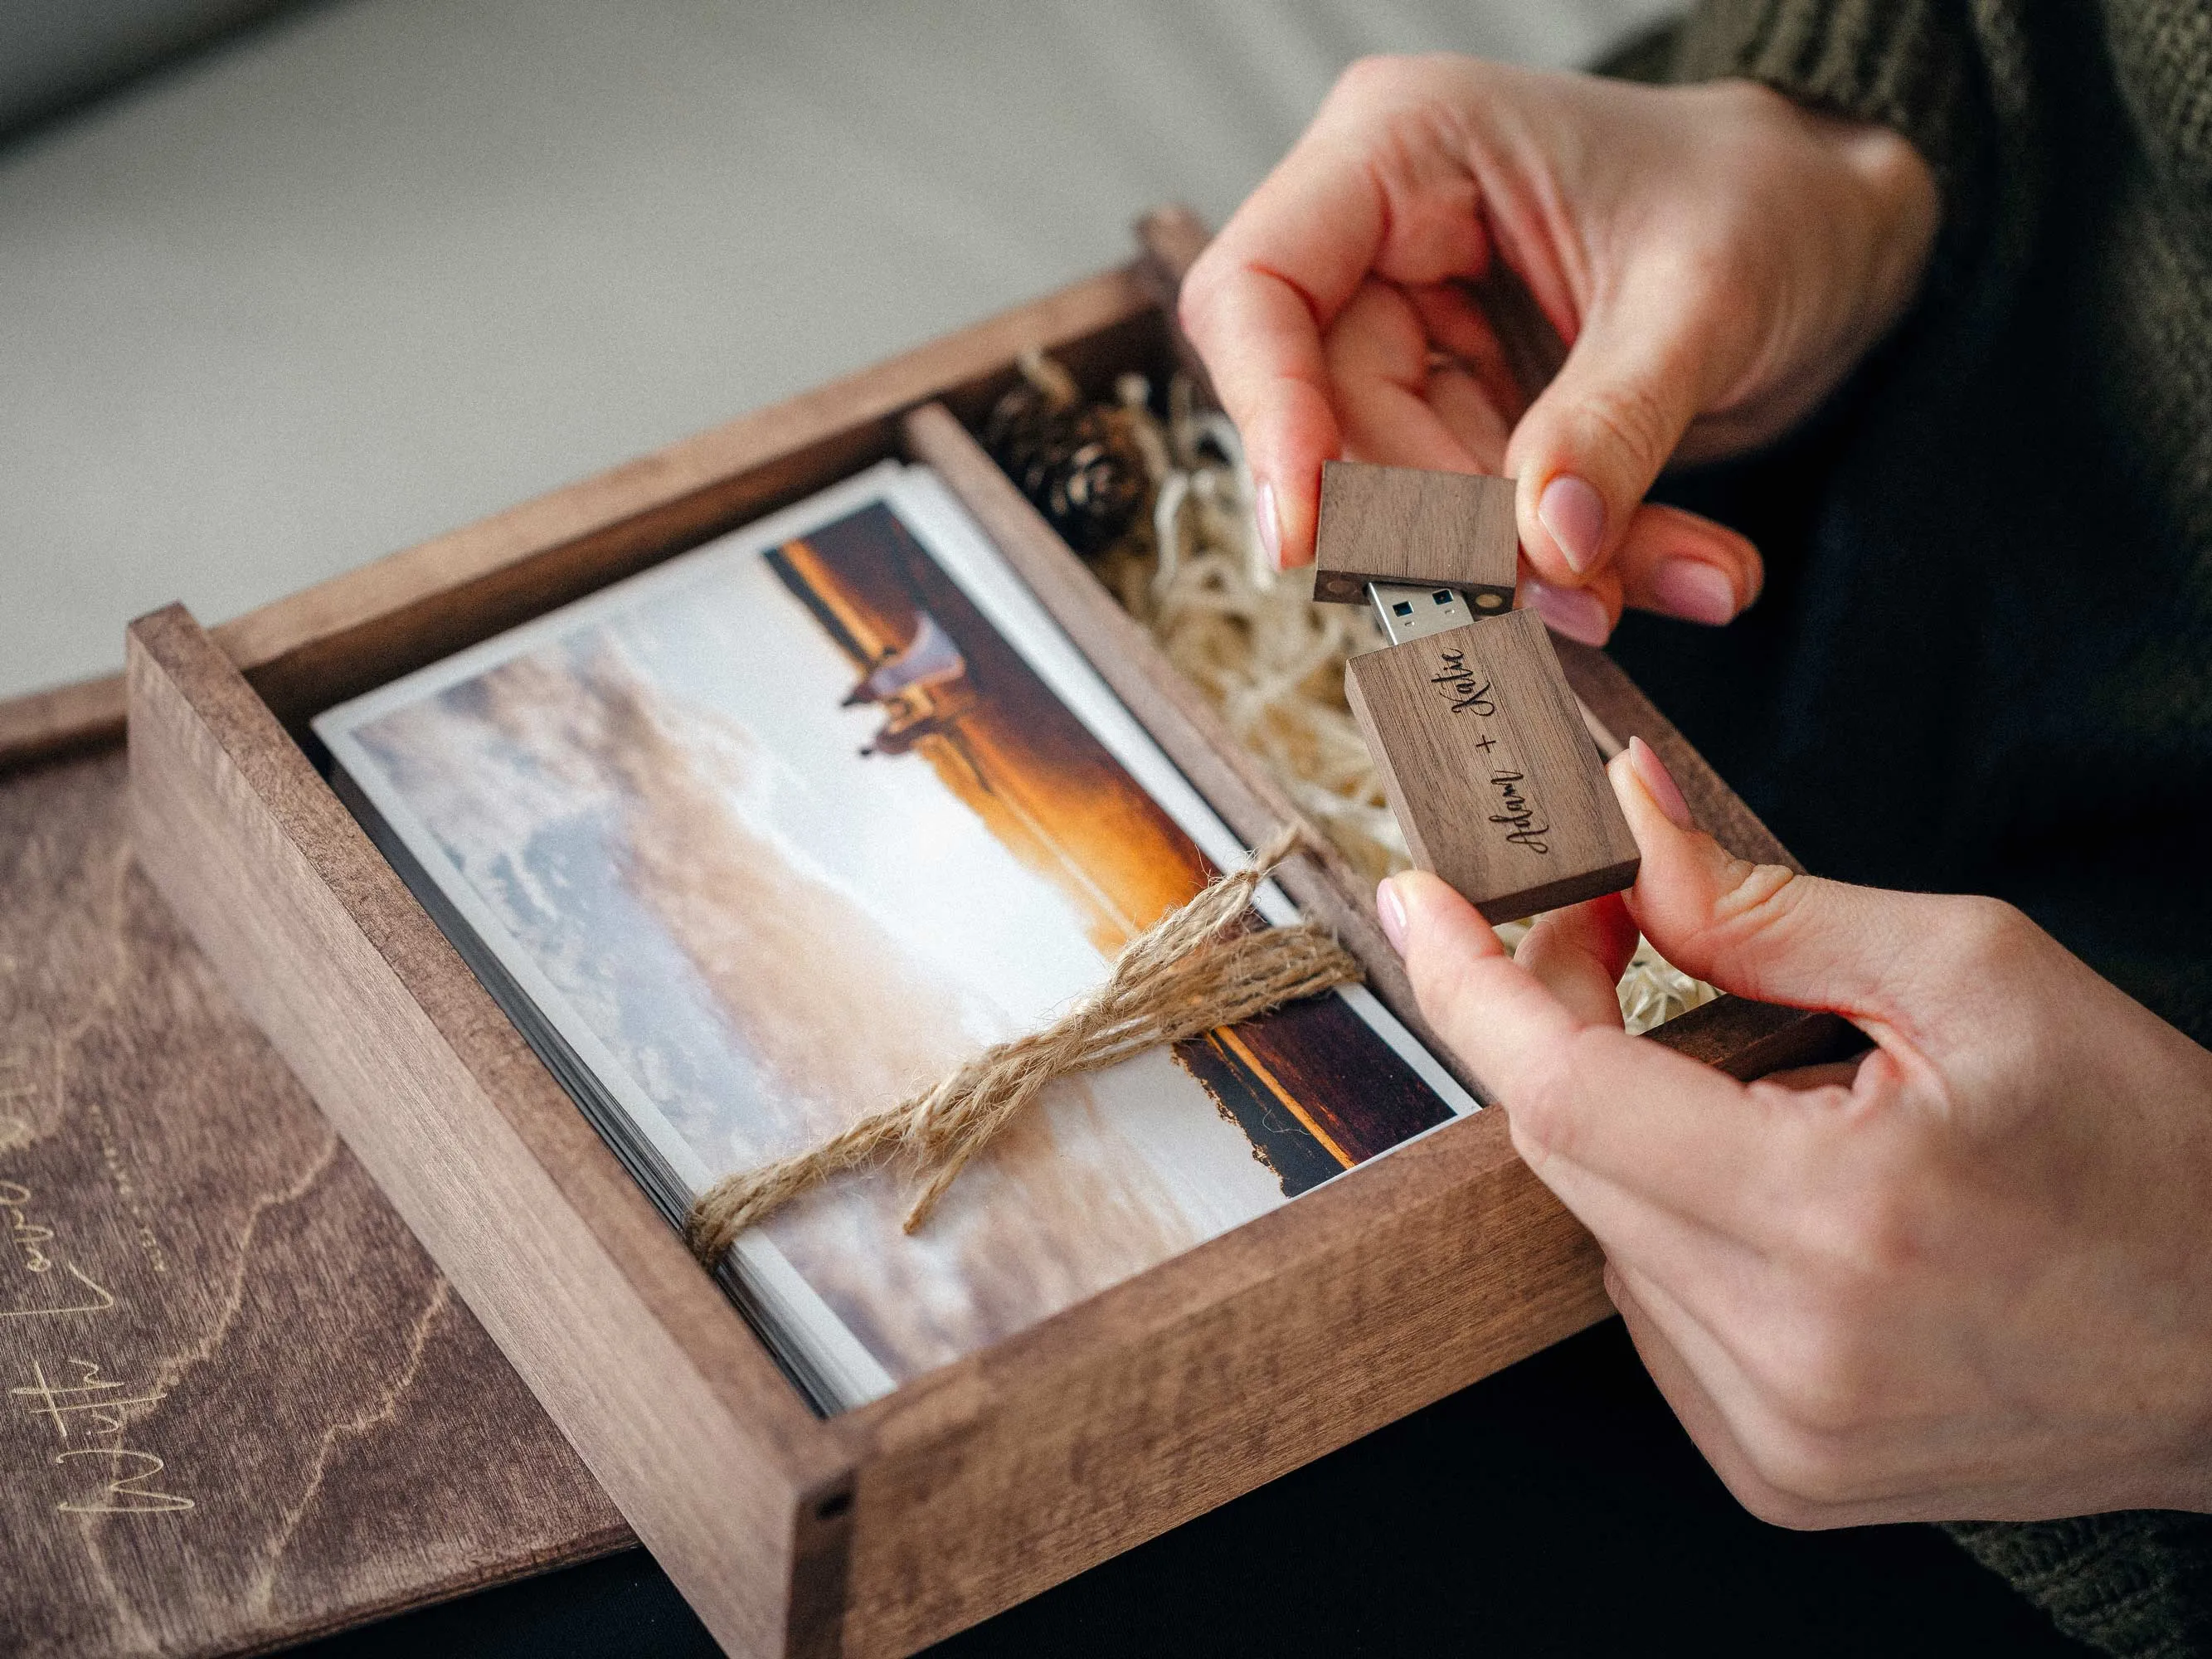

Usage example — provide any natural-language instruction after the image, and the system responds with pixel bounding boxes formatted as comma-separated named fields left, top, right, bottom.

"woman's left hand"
left=1378, top=739, right=2212, bottom=1525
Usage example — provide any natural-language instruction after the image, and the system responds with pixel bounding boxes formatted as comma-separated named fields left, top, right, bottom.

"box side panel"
left=839, top=1108, right=1607, bottom=1654
left=212, top=270, right=1162, bottom=733
left=0, top=670, right=124, bottom=773
left=126, top=606, right=837, bottom=1659
left=1552, top=637, right=1797, bottom=871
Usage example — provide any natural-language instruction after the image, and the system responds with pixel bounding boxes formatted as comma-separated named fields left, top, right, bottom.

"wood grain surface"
left=836, top=1098, right=1607, bottom=1655
left=1347, top=611, right=1640, bottom=922
left=1313, top=460, right=1518, bottom=610
left=0, top=743, right=628, bottom=1659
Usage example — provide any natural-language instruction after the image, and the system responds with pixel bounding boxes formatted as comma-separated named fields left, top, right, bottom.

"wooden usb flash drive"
left=1319, top=460, right=1640, bottom=923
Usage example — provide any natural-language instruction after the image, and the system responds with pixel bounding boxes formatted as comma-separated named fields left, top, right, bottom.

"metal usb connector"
left=1366, top=581, right=1475, bottom=646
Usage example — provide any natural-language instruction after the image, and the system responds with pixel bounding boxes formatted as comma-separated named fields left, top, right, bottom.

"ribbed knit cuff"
left=1947, top=1513, right=2212, bottom=1659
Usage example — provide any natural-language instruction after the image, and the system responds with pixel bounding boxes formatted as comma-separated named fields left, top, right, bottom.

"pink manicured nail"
left=1627, top=736, right=1694, bottom=830
left=1255, top=480, right=1283, bottom=570
left=1376, top=878, right=1408, bottom=956
left=1538, top=474, right=1606, bottom=573
left=1648, top=558, right=1738, bottom=626
left=1523, top=577, right=1610, bottom=646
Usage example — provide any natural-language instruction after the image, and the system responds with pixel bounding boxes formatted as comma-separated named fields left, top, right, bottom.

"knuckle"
left=1404, top=930, right=1463, bottom=1026
left=1324, top=53, right=1479, bottom=137
left=1792, top=1175, right=1928, bottom=1287
left=1679, top=855, right=1802, bottom=972
left=1330, top=53, right=1416, bottom=104
left=1647, top=236, right=1739, bottom=310
left=1728, top=1469, right=1839, bottom=1531
left=1508, top=1029, right=1604, bottom=1162
left=1733, top=1411, right=1866, bottom=1513
left=1937, top=893, right=2038, bottom=971
left=1752, top=1324, right=1873, bottom=1441
left=1175, top=255, right=1230, bottom=345
left=1487, top=1034, right=1587, bottom=1167
left=1575, top=377, right=1680, bottom=478
left=1505, top=1109, right=1557, bottom=1170
left=1911, top=893, right=2049, bottom=1040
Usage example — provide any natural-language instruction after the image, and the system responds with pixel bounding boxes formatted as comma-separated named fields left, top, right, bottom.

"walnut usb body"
left=1346, top=609, right=1639, bottom=922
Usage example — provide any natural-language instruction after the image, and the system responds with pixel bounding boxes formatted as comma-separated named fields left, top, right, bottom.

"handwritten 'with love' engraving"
left=0, top=1180, right=117, bottom=1321
left=0, top=1175, right=190, bottom=1515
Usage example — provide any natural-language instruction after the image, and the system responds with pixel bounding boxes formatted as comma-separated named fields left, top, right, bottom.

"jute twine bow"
left=684, top=824, right=1361, bottom=1265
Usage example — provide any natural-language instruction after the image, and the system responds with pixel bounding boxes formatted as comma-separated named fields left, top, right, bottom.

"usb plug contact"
left=1368, top=581, right=1475, bottom=645
left=1364, top=579, right=1626, bottom=761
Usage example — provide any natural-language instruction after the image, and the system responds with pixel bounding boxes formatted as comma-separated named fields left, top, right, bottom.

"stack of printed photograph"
left=316, top=462, right=1475, bottom=1413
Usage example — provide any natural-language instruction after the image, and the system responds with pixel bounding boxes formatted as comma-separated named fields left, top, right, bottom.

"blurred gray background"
left=0, top=0, right=1667, bottom=702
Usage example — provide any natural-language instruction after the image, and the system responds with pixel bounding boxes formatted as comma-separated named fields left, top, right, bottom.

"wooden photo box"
left=119, top=209, right=1844, bottom=1657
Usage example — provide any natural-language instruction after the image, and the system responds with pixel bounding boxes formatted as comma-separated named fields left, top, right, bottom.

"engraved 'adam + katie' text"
left=1430, top=649, right=1551, bottom=855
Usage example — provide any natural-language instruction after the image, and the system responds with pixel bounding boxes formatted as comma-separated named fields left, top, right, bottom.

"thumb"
left=1504, top=291, right=1711, bottom=584
left=1610, top=737, right=1925, bottom=1027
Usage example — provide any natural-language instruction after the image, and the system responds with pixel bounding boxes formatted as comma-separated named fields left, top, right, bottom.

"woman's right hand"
left=1179, top=55, right=1939, bottom=644
left=1375, top=742, right=2212, bottom=1526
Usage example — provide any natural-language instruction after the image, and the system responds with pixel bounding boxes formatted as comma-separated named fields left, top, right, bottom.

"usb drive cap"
left=1313, top=461, right=1519, bottom=609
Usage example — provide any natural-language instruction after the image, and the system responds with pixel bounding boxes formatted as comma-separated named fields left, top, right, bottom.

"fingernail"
left=1538, top=474, right=1606, bottom=574
left=1627, top=736, right=1694, bottom=830
left=1647, top=558, right=1738, bottom=626
left=1523, top=576, right=1610, bottom=646
left=1255, top=480, right=1283, bottom=570
left=1376, top=877, right=1408, bottom=956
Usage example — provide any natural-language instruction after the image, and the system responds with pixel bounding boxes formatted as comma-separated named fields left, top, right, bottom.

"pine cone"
left=984, top=379, right=1150, bottom=557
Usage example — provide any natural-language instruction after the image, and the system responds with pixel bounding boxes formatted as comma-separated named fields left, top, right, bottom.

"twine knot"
left=684, top=824, right=1359, bottom=1263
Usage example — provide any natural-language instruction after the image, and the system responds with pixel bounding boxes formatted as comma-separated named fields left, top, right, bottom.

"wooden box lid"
left=0, top=713, right=627, bottom=1658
